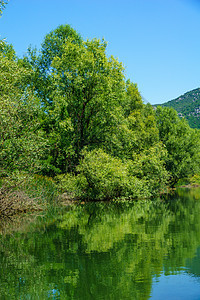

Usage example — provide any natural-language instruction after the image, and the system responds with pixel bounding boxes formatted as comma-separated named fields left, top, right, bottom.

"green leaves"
left=155, top=106, right=200, bottom=184
left=1, top=22, right=199, bottom=198
left=32, top=29, right=127, bottom=172
left=75, top=149, right=149, bottom=200
left=0, top=0, right=8, bottom=17
left=51, top=37, right=125, bottom=153
left=0, top=48, right=48, bottom=175
left=40, top=24, right=82, bottom=74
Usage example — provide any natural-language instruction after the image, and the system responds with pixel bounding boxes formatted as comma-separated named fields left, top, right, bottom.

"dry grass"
left=0, top=185, right=43, bottom=217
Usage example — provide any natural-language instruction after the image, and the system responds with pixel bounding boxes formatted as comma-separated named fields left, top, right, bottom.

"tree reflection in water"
left=0, top=188, right=200, bottom=299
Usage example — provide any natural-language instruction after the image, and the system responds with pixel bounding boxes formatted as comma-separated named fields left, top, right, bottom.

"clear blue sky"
left=1, top=0, right=200, bottom=104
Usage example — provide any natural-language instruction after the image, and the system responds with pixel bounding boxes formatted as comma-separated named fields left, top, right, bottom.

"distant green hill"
left=155, top=88, right=200, bottom=129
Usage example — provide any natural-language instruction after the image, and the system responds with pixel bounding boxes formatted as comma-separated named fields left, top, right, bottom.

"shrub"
left=75, top=149, right=149, bottom=200
left=55, top=173, right=79, bottom=196
left=189, top=174, right=200, bottom=186
left=55, top=147, right=169, bottom=201
left=129, top=143, right=169, bottom=196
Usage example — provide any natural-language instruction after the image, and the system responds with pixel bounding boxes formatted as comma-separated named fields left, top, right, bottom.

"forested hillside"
left=1, top=1, right=200, bottom=205
left=155, top=88, right=200, bottom=129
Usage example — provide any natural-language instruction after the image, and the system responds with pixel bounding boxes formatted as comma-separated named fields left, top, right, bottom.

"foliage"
left=155, top=106, right=200, bottom=185
left=39, top=24, right=82, bottom=76
left=0, top=0, right=8, bottom=17
left=56, top=147, right=168, bottom=200
left=55, top=173, right=78, bottom=195
left=0, top=39, right=15, bottom=59
left=75, top=149, right=149, bottom=200
left=49, top=37, right=125, bottom=170
left=0, top=172, right=58, bottom=216
left=24, top=24, right=83, bottom=107
left=155, top=88, right=200, bottom=129
left=1, top=22, right=200, bottom=201
left=129, top=143, right=169, bottom=195
left=189, top=174, right=200, bottom=186
left=0, top=47, right=48, bottom=176
left=125, top=102, right=160, bottom=156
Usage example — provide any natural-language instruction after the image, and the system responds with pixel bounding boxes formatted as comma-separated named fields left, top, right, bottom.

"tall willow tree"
left=51, top=38, right=125, bottom=160
left=25, top=24, right=82, bottom=106
left=29, top=25, right=127, bottom=173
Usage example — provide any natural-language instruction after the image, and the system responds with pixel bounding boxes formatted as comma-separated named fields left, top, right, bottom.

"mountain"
left=154, top=88, right=200, bottom=129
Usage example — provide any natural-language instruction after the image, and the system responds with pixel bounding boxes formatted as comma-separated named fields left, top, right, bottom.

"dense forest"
left=1, top=1, right=200, bottom=208
left=155, top=88, right=200, bottom=129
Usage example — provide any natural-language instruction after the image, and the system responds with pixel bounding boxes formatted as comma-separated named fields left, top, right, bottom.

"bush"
left=75, top=149, right=149, bottom=200
left=55, top=147, right=169, bottom=201
left=189, top=174, right=200, bottom=186
left=129, top=143, right=169, bottom=196
left=55, top=173, right=78, bottom=196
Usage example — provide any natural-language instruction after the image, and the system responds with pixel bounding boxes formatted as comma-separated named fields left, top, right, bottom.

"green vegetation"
left=155, top=106, right=200, bottom=185
left=1, top=7, right=200, bottom=209
left=155, top=88, right=200, bottom=129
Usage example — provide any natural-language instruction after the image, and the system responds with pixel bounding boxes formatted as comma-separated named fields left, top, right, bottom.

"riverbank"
left=1, top=173, right=200, bottom=218
left=0, top=174, right=58, bottom=218
left=179, top=184, right=200, bottom=188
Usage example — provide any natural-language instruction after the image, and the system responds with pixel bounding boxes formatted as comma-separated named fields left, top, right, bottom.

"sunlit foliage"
left=1, top=22, right=200, bottom=200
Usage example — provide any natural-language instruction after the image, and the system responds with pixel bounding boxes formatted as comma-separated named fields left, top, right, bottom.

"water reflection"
left=186, top=247, right=200, bottom=278
left=0, top=188, right=200, bottom=299
left=151, top=272, right=200, bottom=300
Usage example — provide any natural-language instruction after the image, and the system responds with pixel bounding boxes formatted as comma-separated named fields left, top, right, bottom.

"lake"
left=1, top=188, right=200, bottom=299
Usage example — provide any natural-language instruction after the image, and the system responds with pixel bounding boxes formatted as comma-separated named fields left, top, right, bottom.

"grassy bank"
left=0, top=173, right=59, bottom=217
left=1, top=170, right=200, bottom=219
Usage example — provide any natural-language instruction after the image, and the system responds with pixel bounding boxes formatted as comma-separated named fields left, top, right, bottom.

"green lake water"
left=1, top=188, right=200, bottom=299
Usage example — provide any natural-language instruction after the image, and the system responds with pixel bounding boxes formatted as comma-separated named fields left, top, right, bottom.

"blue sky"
left=0, top=0, right=200, bottom=104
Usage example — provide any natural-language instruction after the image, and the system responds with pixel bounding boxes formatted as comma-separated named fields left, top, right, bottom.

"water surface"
left=1, top=188, right=200, bottom=299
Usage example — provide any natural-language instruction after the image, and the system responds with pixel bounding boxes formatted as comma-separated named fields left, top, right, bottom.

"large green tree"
left=29, top=26, right=127, bottom=173
left=51, top=38, right=125, bottom=156
left=25, top=24, right=82, bottom=106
